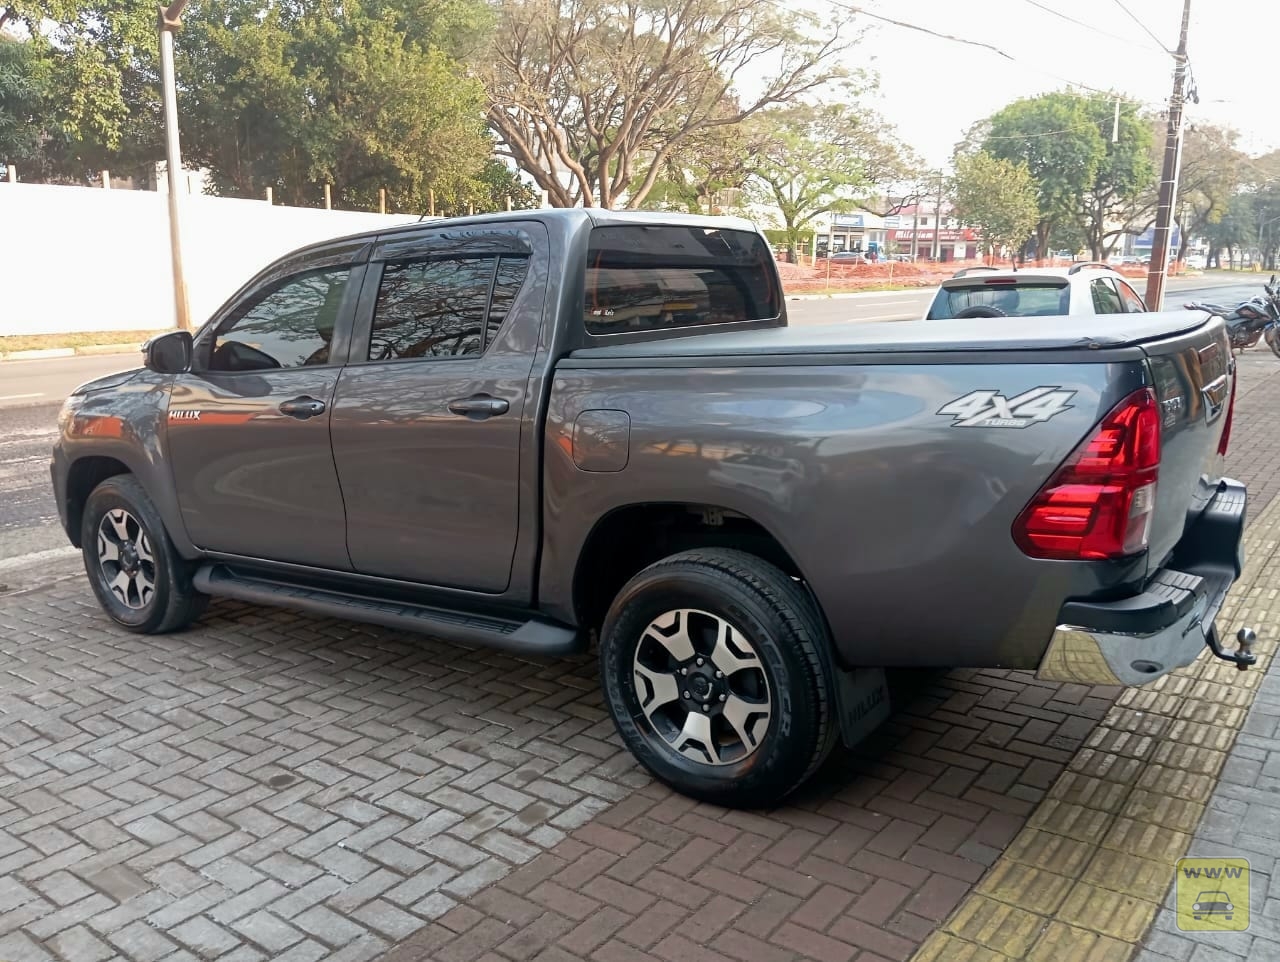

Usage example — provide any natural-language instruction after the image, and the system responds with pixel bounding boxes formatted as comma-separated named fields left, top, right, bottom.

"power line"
left=848, top=4, right=1162, bottom=109
left=1109, top=0, right=1174, bottom=54
left=1019, top=0, right=1167, bottom=54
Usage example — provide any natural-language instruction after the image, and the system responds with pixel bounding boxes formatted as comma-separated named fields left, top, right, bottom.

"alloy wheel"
left=631, top=608, right=772, bottom=766
left=97, top=508, right=157, bottom=610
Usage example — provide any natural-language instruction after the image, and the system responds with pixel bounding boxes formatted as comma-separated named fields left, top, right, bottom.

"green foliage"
left=968, top=90, right=1152, bottom=259
left=2, top=0, right=501, bottom=208
left=748, top=100, right=911, bottom=258
left=0, top=35, right=48, bottom=166
left=949, top=152, right=1038, bottom=257
left=177, top=0, right=494, bottom=212
left=969, top=90, right=1105, bottom=258
left=1, top=0, right=158, bottom=182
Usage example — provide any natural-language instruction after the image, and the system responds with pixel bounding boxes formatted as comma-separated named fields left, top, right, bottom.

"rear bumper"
left=1037, top=478, right=1246, bottom=686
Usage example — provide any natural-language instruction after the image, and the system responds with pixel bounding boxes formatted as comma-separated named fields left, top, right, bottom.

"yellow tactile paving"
left=909, top=493, right=1280, bottom=962
left=1025, top=921, right=1133, bottom=962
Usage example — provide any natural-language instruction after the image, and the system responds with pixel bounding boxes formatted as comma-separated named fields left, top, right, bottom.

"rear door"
left=166, top=243, right=366, bottom=570
left=328, top=223, right=547, bottom=592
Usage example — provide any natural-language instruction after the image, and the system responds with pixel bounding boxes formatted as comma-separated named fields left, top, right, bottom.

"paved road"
left=0, top=354, right=142, bottom=411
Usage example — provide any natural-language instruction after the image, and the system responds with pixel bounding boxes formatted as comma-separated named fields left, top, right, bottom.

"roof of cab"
left=291, top=208, right=762, bottom=259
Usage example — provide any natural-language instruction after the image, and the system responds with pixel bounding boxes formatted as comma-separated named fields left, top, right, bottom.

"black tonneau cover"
left=572, top=311, right=1214, bottom=358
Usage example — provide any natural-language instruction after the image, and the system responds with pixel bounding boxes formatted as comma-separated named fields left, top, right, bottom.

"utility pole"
left=1144, top=0, right=1192, bottom=312
left=159, top=0, right=193, bottom=331
left=932, top=171, right=944, bottom=262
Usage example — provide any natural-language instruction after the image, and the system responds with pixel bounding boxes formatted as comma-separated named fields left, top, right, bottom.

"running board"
left=192, top=563, right=585, bottom=656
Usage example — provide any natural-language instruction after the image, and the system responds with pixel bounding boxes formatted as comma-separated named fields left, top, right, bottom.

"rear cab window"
left=928, top=281, right=1069, bottom=319
left=584, top=225, right=781, bottom=337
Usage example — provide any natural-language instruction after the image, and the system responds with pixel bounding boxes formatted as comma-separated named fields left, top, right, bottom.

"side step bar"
left=192, top=563, right=585, bottom=657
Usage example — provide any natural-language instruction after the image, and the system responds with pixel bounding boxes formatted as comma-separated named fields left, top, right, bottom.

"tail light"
left=1218, top=378, right=1235, bottom=456
left=1013, top=388, right=1161, bottom=560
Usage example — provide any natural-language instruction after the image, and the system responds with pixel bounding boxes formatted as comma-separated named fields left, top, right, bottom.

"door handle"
left=447, top=394, right=510, bottom=419
left=278, top=396, right=327, bottom=419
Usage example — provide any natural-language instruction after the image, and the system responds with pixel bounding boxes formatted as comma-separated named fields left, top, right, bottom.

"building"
left=885, top=201, right=981, bottom=261
left=816, top=212, right=888, bottom=255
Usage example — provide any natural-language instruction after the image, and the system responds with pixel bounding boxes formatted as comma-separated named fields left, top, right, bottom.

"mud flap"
left=834, top=666, right=891, bottom=749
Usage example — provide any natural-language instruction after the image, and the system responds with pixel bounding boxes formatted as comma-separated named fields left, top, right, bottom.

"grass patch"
left=0, top=329, right=167, bottom=354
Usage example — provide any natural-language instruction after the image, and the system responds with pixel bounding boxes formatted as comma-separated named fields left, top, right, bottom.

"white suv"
left=924, top=263, right=1149, bottom=320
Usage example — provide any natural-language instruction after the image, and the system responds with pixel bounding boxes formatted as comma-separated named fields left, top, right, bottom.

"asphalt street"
left=0, top=270, right=1270, bottom=570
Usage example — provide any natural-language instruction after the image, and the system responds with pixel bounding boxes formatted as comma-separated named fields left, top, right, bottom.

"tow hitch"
left=1207, top=626, right=1258, bottom=670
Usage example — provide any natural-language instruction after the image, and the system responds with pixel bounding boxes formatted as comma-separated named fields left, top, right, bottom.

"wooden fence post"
left=324, top=184, right=332, bottom=209
left=379, top=188, right=386, bottom=214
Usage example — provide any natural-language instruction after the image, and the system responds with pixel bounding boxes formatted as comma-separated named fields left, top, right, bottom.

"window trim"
left=347, top=252, right=532, bottom=367
left=193, top=263, right=364, bottom=375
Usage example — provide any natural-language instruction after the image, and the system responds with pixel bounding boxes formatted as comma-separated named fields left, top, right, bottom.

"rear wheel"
left=600, top=548, right=836, bottom=808
left=81, top=475, right=207, bottom=633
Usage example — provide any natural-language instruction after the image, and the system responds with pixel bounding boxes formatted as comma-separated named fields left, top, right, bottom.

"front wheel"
left=80, top=475, right=207, bottom=634
left=599, top=548, right=836, bottom=808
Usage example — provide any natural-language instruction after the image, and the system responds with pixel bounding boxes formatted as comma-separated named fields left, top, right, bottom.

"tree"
left=482, top=0, right=851, bottom=209
left=1173, top=124, right=1245, bottom=263
left=1075, top=94, right=1154, bottom=260
left=0, top=0, right=159, bottom=183
left=746, top=101, right=908, bottom=261
left=969, top=91, right=1106, bottom=260
left=0, top=35, right=48, bottom=168
left=177, top=0, right=495, bottom=212
left=950, top=152, right=1038, bottom=262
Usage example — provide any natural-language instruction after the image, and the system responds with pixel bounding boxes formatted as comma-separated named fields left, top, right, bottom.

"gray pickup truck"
left=51, top=210, right=1255, bottom=807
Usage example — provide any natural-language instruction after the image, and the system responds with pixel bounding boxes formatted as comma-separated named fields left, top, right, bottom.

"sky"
left=853, top=0, right=1279, bottom=169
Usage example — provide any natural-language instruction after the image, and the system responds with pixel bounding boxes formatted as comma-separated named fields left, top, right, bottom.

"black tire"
left=954, top=305, right=1007, bottom=319
left=599, top=548, right=837, bottom=808
left=80, top=474, right=207, bottom=634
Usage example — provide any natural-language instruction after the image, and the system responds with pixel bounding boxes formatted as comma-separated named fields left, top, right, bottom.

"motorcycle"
left=1184, top=275, right=1280, bottom=355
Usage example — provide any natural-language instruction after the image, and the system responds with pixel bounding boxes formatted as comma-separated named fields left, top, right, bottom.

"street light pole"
left=159, top=0, right=192, bottom=331
left=1144, top=0, right=1192, bottom=312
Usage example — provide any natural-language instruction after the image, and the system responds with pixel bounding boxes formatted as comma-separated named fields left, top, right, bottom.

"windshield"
left=928, top=282, right=1069, bottom=319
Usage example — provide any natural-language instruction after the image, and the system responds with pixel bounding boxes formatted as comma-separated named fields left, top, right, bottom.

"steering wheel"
left=954, top=306, right=1008, bottom=319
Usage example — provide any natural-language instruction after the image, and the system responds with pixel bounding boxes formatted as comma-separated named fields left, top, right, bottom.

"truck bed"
left=570, top=311, right=1214, bottom=359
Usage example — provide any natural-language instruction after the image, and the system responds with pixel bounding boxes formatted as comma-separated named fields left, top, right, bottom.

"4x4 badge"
left=938, top=387, right=1076, bottom=428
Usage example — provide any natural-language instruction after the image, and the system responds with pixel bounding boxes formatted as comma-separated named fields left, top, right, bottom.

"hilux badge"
left=938, top=388, right=1076, bottom=428
left=169, top=410, right=202, bottom=421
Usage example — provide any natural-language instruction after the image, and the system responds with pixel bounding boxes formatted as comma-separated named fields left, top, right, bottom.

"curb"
left=0, top=342, right=143, bottom=362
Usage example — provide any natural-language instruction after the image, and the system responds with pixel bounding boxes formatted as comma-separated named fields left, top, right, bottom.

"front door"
left=166, top=262, right=360, bottom=571
left=329, top=225, right=544, bottom=592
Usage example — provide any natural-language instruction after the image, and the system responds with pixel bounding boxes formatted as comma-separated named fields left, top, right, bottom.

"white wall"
left=0, top=182, right=424, bottom=336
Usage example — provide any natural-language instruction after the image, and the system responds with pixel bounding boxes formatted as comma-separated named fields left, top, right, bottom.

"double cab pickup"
left=52, top=210, right=1254, bottom=806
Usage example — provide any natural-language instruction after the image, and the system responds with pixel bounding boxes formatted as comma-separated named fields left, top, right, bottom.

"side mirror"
left=143, top=330, right=193, bottom=374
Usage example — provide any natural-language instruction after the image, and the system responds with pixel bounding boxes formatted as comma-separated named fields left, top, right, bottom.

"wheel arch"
left=64, top=455, right=135, bottom=548
left=570, top=501, right=815, bottom=635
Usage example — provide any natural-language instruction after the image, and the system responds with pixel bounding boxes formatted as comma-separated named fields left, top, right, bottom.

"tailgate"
left=1141, top=314, right=1234, bottom=569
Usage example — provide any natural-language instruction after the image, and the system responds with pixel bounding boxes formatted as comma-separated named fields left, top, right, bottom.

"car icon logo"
left=1192, top=891, right=1234, bottom=920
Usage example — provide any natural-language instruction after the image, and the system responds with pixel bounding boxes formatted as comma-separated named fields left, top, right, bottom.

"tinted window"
left=1091, top=278, right=1124, bottom=315
left=211, top=268, right=350, bottom=371
left=370, top=258, right=494, bottom=360
left=927, top=283, right=1068, bottom=319
left=584, top=226, right=780, bottom=336
left=487, top=257, right=530, bottom=345
left=1116, top=280, right=1147, bottom=313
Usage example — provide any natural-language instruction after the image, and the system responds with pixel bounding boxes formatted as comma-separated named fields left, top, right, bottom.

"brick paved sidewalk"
left=0, top=353, right=1276, bottom=962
